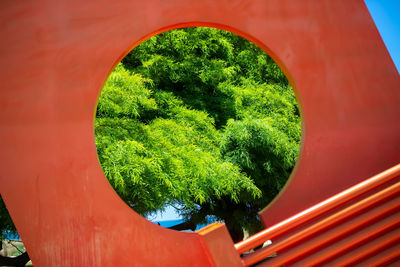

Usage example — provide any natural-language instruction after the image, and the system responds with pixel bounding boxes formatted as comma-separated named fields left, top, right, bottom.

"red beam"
left=242, top=181, right=399, bottom=266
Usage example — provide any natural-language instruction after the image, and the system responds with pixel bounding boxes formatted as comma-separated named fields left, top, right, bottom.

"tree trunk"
left=0, top=252, right=30, bottom=267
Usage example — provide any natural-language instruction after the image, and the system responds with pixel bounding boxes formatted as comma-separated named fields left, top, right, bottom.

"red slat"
left=272, top=200, right=400, bottom=266
left=235, top=164, right=400, bottom=254
left=242, top=182, right=399, bottom=266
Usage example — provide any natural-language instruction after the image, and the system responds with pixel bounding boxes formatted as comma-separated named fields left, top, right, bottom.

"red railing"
left=235, top=164, right=400, bottom=266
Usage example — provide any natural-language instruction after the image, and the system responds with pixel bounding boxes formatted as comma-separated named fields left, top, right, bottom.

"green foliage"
left=97, top=28, right=301, bottom=238
left=96, top=64, right=158, bottom=122
left=221, top=118, right=298, bottom=200
left=95, top=63, right=261, bottom=218
left=123, top=27, right=291, bottom=127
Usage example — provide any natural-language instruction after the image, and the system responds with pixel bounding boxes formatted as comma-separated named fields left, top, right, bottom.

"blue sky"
left=364, top=0, right=400, bottom=72
left=151, top=1, right=400, bottom=222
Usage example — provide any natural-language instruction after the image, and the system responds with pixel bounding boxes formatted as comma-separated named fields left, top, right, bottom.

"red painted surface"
left=235, top=164, right=400, bottom=266
left=0, top=0, right=399, bottom=266
left=196, top=223, right=243, bottom=267
left=242, top=180, right=400, bottom=266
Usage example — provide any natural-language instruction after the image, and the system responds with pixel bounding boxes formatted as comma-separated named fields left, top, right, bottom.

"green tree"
left=95, top=64, right=261, bottom=219
left=123, top=27, right=290, bottom=127
left=98, top=27, right=301, bottom=241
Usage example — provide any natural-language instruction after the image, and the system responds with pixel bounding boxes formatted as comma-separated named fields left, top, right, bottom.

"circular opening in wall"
left=94, top=26, right=301, bottom=242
